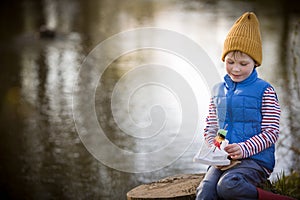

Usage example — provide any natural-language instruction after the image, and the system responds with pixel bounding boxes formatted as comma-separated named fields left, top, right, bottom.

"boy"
left=196, top=12, right=295, bottom=200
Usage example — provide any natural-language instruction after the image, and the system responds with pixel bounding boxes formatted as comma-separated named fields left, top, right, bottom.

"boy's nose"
left=232, top=65, right=241, bottom=72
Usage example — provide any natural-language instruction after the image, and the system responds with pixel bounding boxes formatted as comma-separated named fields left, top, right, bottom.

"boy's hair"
left=226, top=50, right=258, bottom=67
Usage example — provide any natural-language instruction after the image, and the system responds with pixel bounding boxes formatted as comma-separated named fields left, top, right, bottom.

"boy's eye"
left=241, top=63, right=248, bottom=66
left=227, top=61, right=234, bottom=64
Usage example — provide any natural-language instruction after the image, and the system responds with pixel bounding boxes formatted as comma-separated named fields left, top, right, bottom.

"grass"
left=270, top=171, right=300, bottom=199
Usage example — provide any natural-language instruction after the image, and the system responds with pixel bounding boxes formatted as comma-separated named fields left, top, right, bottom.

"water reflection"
left=0, top=0, right=299, bottom=199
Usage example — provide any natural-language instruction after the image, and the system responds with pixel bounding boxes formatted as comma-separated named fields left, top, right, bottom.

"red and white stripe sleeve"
left=203, top=98, right=219, bottom=145
left=238, top=86, right=281, bottom=158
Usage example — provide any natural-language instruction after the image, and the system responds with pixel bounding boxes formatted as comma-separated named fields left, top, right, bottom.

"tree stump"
left=127, top=173, right=205, bottom=200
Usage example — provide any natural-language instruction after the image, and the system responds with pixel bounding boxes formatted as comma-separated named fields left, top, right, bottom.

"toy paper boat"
left=193, top=140, right=230, bottom=166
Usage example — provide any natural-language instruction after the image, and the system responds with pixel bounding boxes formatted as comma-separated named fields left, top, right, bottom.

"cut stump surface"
left=127, top=173, right=205, bottom=200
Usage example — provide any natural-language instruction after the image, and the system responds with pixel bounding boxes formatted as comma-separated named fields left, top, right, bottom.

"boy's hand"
left=224, top=143, right=242, bottom=160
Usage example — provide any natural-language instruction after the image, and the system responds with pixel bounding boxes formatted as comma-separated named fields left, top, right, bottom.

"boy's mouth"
left=231, top=74, right=241, bottom=79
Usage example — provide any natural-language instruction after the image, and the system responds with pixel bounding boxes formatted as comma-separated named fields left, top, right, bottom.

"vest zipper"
left=226, top=82, right=237, bottom=141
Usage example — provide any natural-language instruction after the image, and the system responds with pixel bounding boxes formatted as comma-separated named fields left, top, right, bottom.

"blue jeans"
left=196, top=159, right=268, bottom=200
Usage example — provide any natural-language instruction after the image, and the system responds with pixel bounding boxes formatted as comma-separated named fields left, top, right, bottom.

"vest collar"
left=224, top=69, right=257, bottom=89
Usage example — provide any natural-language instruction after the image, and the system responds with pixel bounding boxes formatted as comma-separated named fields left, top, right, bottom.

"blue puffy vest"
left=213, top=69, right=275, bottom=171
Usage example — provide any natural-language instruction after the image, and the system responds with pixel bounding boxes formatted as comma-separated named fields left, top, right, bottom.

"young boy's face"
left=224, top=51, right=256, bottom=82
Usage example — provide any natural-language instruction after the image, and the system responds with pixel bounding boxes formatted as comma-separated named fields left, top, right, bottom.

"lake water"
left=0, top=0, right=299, bottom=199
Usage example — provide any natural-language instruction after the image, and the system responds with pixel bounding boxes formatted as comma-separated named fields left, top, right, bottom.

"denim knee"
left=217, top=173, right=244, bottom=199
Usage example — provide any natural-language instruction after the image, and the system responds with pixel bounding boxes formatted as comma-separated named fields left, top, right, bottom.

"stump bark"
left=127, top=173, right=205, bottom=200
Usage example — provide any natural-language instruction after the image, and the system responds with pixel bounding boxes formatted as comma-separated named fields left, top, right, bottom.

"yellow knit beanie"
left=221, top=12, right=262, bottom=66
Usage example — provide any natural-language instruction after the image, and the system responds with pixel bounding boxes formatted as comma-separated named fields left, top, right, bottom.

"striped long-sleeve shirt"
left=204, top=86, right=280, bottom=160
